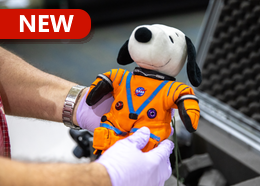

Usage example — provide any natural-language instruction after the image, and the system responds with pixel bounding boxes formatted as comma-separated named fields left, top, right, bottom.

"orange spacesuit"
left=87, top=67, right=200, bottom=154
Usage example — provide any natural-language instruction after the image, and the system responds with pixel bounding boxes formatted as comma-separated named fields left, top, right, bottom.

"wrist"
left=62, top=85, right=87, bottom=129
left=73, top=87, right=88, bottom=126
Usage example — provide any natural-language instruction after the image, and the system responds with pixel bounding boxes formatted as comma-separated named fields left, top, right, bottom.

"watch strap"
left=62, top=85, right=86, bottom=130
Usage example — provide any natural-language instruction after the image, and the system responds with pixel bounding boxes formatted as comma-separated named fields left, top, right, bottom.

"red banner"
left=0, top=9, right=91, bottom=39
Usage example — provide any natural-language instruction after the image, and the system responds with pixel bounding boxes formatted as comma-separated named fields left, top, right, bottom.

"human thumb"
left=127, top=127, right=150, bottom=150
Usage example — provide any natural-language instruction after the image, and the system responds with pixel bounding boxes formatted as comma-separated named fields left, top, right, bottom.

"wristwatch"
left=62, top=85, right=86, bottom=130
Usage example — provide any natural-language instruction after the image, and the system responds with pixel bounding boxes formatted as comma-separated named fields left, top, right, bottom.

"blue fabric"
left=126, top=73, right=168, bottom=116
left=130, top=128, right=160, bottom=142
left=167, top=81, right=175, bottom=96
left=119, top=70, right=127, bottom=86
left=109, top=69, right=112, bottom=79
left=100, top=123, right=128, bottom=136
left=100, top=124, right=160, bottom=141
left=126, top=73, right=135, bottom=114
left=135, top=81, right=168, bottom=115
left=113, top=68, right=120, bottom=82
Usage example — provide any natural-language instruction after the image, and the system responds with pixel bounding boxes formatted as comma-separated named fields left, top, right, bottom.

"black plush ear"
left=117, top=40, right=134, bottom=65
left=185, top=36, right=202, bottom=87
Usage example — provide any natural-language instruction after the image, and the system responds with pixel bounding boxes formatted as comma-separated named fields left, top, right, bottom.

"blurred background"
left=0, top=0, right=208, bottom=162
left=1, top=0, right=260, bottom=185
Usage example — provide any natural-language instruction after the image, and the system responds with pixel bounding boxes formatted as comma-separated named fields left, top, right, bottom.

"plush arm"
left=86, top=73, right=113, bottom=106
left=176, top=95, right=200, bottom=133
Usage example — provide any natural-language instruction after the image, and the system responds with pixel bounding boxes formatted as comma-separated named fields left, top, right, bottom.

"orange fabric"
left=183, top=99, right=200, bottom=130
left=92, top=127, right=111, bottom=150
left=88, top=78, right=102, bottom=94
left=89, top=68, right=199, bottom=153
left=93, top=127, right=127, bottom=152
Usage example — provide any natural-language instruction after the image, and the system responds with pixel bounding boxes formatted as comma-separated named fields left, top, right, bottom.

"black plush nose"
left=135, top=27, right=152, bottom=43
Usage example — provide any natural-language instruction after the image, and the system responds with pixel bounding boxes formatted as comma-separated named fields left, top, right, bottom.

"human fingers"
left=127, top=127, right=150, bottom=150
left=149, top=139, right=174, bottom=160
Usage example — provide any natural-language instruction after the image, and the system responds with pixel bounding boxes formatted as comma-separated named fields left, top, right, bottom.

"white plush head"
left=117, top=24, right=202, bottom=87
left=129, top=24, right=187, bottom=77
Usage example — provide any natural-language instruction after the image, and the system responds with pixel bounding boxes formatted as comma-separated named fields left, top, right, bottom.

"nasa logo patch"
left=135, top=87, right=146, bottom=97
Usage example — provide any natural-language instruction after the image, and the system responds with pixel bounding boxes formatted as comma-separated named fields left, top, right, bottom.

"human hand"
left=76, top=88, right=114, bottom=132
left=96, top=127, right=174, bottom=186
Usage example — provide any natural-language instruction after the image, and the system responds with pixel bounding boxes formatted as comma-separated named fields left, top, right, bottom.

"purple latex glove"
left=96, top=127, right=174, bottom=186
left=76, top=88, right=114, bottom=132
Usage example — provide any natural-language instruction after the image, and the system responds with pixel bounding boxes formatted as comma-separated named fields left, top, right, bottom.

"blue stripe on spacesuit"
left=100, top=123, right=128, bottom=136
left=126, top=73, right=135, bottom=114
left=113, top=68, right=120, bottom=82
left=126, top=73, right=168, bottom=116
left=130, top=128, right=160, bottom=142
left=109, top=69, right=112, bottom=79
left=167, top=81, right=175, bottom=96
left=119, top=70, right=127, bottom=86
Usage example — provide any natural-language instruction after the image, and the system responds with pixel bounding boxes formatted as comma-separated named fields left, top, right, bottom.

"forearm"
left=0, top=46, right=85, bottom=124
left=0, top=157, right=112, bottom=186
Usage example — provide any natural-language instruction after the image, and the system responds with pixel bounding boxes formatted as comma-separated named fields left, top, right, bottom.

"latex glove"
left=96, top=127, right=174, bottom=186
left=76, top=88, right=114, bottom=132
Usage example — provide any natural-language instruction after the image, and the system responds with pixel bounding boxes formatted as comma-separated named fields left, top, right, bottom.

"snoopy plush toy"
left=86, top=24, right=202, bottom=155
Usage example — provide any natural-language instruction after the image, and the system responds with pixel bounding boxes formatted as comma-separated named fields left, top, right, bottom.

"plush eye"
left=169, top=36, right=174, bottom=43
left=175, top=32, right=179, bottom=37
